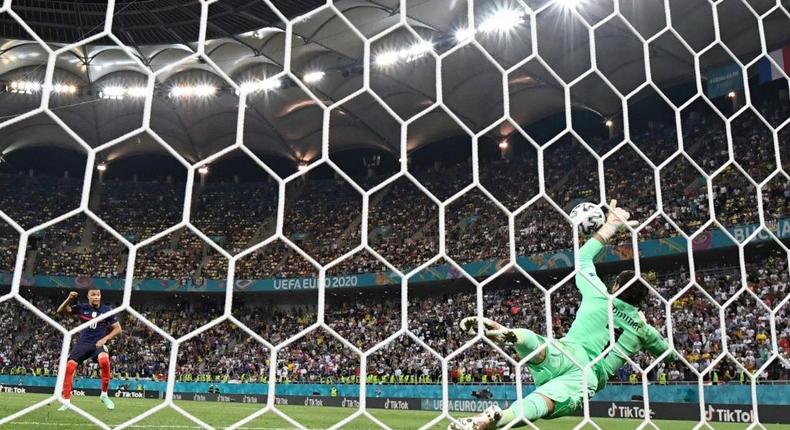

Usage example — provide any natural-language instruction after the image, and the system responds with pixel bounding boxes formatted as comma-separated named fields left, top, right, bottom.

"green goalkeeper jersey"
left=564, top=238, right=655, bottom=363
left=563, top=238, right=611, bottom=359
left=594, top=315, right=673, bottom=391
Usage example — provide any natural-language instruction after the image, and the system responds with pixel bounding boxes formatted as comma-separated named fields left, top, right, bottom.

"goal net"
left=0, top=0, right=788, bottom=429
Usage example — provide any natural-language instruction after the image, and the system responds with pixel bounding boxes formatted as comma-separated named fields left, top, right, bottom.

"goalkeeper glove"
left=458, top=317, right=517, bottom=344
left=597, top=199, right=639, bottom=242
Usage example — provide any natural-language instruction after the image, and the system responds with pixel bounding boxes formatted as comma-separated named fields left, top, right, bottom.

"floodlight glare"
left=170, top=86, right=191, bottom=97
left=52, top=83, right=77, bottom=94
left=556, top=0, right=583, bottom=9
left=260, top=78, right=281, bottom=91
left=101, top=86, right=126, bottom=99
left=126, top=87, right=148, bottom=98
left=303, top=71, right=325, bottom=83
left=405, top=41, right=433, bottom=61
left=240, top=78, right=281, bottom=93
left=376, top=40, right=433, bottom=67
left=193, top=84, right=217, bottom=96
left=479, top=9, right=525, bottom=34
left=455, top=27, right=476, bottom=42
left=10, top=80, right=41, bottom=94
left=376, top=51, right=399, bottom=66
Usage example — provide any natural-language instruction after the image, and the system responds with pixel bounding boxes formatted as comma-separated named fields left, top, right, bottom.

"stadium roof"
left=0, top=0, right=787, bottom=164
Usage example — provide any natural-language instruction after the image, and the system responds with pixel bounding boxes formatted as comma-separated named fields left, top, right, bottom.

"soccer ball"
left=569, top=202, right=605, bottom=234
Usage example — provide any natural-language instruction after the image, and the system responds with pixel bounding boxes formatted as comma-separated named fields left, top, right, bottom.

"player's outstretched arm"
left=56, top=292, right=78, bottom=315
left=576, top=200, right=639, bottom=296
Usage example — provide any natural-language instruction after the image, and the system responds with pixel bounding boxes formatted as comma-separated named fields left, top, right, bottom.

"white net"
left=0, top=0, right=788, bottom=429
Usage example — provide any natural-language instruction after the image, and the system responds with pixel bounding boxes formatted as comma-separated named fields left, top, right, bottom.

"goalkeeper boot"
left=99, top=393, right=115, bottom=410
left=447, top=405, right=502, bottom=430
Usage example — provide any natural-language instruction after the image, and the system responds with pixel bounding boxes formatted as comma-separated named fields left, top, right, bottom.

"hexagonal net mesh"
left=0, top=0, right=788, bottom=429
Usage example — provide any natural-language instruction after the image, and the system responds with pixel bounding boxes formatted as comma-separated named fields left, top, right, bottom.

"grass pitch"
left=0, top=393, right=788, bottom=430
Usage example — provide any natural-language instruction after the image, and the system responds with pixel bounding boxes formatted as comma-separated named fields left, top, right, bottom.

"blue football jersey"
left=71, top=303, right=117, bottom=343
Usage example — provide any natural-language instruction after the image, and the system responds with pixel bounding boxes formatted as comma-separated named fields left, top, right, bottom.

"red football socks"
left=98, top=355, right=111, bottom=393
left=62, top=360, right=77, bottom=400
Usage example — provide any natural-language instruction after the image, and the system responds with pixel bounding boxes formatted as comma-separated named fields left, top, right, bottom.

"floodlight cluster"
left=8, top=80, right=76, bottom=95
left=455, top=8, right=527, bottom=42
left=239, top=77, right=282, bottom=93
left=169, top=84, right=217, bottom=98
left=376, top=40, right=434, bottom=66
left=99, top=85, right=148, bottom=100
left=303, top=71, right=325, bottom=83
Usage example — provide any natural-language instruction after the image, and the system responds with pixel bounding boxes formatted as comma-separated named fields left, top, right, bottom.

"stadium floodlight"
left=728, top=91, right=737, bottom=99
left=52, top=83, right=77, bottom=94
left=298, top=163, right=309, bottom=172
left=478, top=9, right=526, bottom=34
left=376, top=40, right=434, bottom=66
left=96, top=163, right=107, bottom=172
left=405, top=40, right=433, bottom=62
left=498, top=140, right=508, bottom=149
left=454, top=27, right=476, bottom=42
left=100, top=86, right=126, bottom=99
left=9, top=80, right=41, bottom=94
left=198, top=165, right=209, bottom=175
left=170, top=86, right=191, bottom=97
left=126, top=86, right=148, bottom=98
left=240, top=77, right=281, bottom=94
left=259, top=78, right=281, bottom=91
left=303, top=71, right=325, bottom=84
left=556, top=0, right=587, bottom=9
left=100, top=86, right=148, bottom=99
left=376, top=50, right=399, bottom=66
left=170, top=84, right=216, bottom=98
left=193, top=84, right=217, bottom=97
left=605, top=119, right=614, bottom=128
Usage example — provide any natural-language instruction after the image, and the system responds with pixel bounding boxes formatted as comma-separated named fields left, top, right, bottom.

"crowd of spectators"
left=94, top=181, right=185, bottom=242
left=0, top=174, right=83, bottom=230
left=0, top=96, right=785, bottom=281
left=2, top=249, right=787, bottom=385
left=32, top=216, right=126, bottom=279
left=190, top=181, right=278, bottom=255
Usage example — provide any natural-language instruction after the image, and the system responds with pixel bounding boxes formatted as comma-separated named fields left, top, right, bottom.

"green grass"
left=0, top=393, right=788, bottom=430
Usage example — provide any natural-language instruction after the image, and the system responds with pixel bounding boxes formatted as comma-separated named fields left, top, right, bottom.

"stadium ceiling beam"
left=140, top=3, right=191, bottom=48
left=245, top=103, right=302, bottom=161
left=179, top=0, right=270, bottom=61
left=164, top=99, right=201, bottom=162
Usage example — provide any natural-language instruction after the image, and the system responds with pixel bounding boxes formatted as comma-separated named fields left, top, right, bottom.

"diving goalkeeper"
left=450, top=200, right=669, bottom=429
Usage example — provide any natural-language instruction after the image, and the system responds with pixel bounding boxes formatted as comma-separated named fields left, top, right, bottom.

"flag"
left=758, top=46, right=790, bottom=83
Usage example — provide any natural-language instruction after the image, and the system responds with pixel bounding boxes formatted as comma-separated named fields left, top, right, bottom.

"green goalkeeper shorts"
left=526, top=337, right=599, bottom=419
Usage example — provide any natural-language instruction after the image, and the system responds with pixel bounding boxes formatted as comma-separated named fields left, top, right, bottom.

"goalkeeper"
left=450, top=200, right=669, bottom=430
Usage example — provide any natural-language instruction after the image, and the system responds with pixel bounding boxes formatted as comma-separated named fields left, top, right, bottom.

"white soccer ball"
left=569, top=202, right=605, bottom=234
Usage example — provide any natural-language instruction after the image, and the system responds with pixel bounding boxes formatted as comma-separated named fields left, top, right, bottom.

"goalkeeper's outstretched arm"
left=576, top=200, right=638, bottom=297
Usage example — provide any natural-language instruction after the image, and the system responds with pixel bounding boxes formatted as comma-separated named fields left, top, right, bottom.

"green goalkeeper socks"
left=512, top=329, right=543, bottom=361
left=498, top=393, right=550, bottom=427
